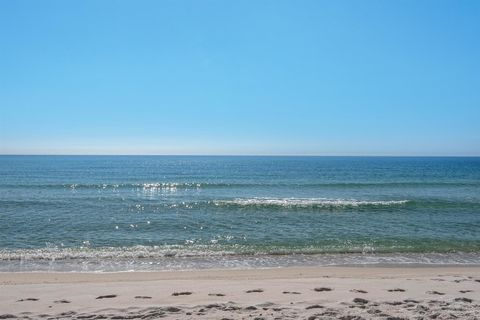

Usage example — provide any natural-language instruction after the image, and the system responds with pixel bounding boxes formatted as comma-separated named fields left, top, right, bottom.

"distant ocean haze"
left=0, top=156, right=479, bottom=271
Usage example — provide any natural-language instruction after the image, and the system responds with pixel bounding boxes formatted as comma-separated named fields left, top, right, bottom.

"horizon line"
left=1, top=154, right=479, bottom=157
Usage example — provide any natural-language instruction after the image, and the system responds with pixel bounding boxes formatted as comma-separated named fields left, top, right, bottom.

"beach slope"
left=1, top=266, right=479, bottom=319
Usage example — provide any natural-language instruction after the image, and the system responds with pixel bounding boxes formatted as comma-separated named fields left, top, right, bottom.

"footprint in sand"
left=385, top=301, right=403, bottom=305
left=54, top=299, right=70, bottom=304
left=353, top=298, right=369, bottom=304
left=426, top=291, right=445, bottom=295
left=95, top=295, right=117, bottom=299
left=164, top=307, right=182, bottom=312
left=459, top=290, right=473, bottom=293
left=172, top=292, right=192, bottom=296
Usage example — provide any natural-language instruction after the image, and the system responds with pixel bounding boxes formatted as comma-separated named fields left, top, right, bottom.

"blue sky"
left=1, top=0, right=479, bottom=155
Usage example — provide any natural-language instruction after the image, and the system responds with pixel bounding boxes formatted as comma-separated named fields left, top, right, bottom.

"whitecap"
left=212, top=197, right=410, bottom=208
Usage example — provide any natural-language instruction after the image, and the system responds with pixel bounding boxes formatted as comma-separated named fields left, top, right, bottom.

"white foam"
left=0, top=249, right=479, bottom=272
left=212, top=198, right=410, bottom=208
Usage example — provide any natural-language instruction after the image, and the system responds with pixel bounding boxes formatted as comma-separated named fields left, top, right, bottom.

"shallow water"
left=1, top=156, right=479, bottom=271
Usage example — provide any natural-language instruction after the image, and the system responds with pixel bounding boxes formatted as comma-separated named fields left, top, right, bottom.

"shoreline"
left=1, top=266, right=479, bottom=319
left=2, top=265, right=480, bottom=284
left=2, top=250, right=479, bottom=273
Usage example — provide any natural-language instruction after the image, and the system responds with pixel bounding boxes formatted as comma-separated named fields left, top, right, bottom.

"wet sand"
left=1, top=266, right=479, bottom=319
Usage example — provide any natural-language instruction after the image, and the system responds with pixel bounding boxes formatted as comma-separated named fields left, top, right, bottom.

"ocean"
left=1, top=156, right=479, bottom=272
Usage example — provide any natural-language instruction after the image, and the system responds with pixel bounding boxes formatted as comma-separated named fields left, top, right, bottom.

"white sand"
left=1, top=266, right=479, bottom=319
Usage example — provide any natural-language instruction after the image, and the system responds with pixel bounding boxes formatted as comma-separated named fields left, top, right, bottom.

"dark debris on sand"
left=17, top=298, right=39, bottom=302
left=350, top=289, right=368, bottom=294
left=245, top=289, right=264, bottom=293
left=171, top=292, right=192, bottom=296
left=95, top=295, right=117, bottom=299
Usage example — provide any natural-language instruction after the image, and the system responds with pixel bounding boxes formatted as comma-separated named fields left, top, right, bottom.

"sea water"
left=1, top=156, right=479, bottom=271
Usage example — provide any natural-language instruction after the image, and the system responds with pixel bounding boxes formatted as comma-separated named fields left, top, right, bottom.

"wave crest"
left=212, top=198, right=410, bottom=208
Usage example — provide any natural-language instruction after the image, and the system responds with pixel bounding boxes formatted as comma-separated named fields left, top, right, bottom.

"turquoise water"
left=1, top=156, right=479, bottom=271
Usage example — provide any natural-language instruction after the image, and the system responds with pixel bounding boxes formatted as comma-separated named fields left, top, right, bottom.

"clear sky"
left=0, top=0, right=479, bottom=155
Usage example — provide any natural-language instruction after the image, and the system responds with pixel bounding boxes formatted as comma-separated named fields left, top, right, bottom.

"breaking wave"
left=1, top=245, right=479, bottom=272
left=212, top=198, right=410, bottom=208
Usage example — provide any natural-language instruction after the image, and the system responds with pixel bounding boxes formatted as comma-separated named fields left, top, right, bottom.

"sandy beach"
left=1, top=266, right=479, bottom=319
